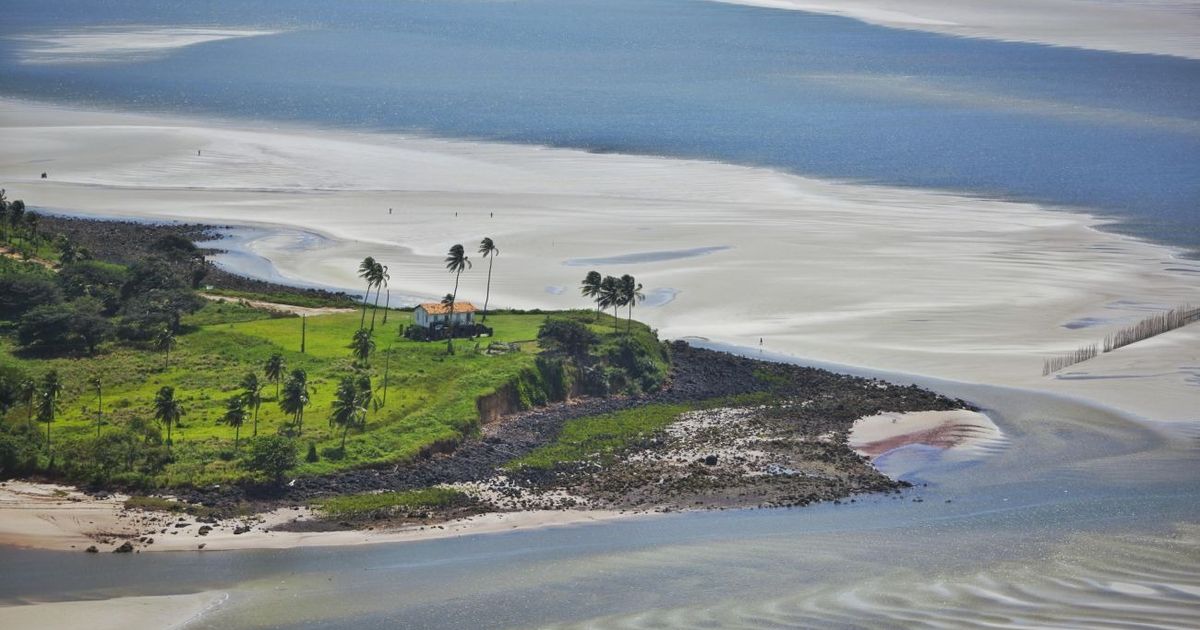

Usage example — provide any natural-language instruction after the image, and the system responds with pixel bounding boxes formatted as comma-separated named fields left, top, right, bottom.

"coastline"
left=2, top=97, right=1195, bottom=426
left=0, top=480, right=636, bottom=553
left=707, top=0, right=1200, bottom=60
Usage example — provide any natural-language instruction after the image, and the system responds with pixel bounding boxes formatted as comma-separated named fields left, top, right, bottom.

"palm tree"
left=478, top=237, right=499, bottom=322
left=581, top=271, right=603, bottom=321
left=444, top=244, right=471, bottom=353
left=91, top=377, right=104, bottom=438
left=0, top=189, right=9, bottom=243
left=357, top=256, right=378, bottom=328
left=240, top=372, right=263, bottom=437
left=369, top=263, right=389, bottom=331
left=154, top=328, right=176, bottom=370
left=221, top=395, right=248, bottom=447
left=19, top=378, right=36, bottom=431
left=153, top=386, right=183, bottom=447
left=349, top=328, right=376, bottom=366
left=619, top=274, right=645, bottom=334
left=598, top=275, right=623, bottom=331
left=279, top=369, right=311, bottom=436
left=23, top=211, right=39, bottom=250
left=37, top=370, right=63, bottom=453
left=329, top=376, right=367, bottom=450
left=264, top=353, right=285, bottom=400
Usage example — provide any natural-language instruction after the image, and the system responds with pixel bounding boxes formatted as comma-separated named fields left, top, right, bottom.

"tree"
left=369, top=262, right=389, bottom=331
left=91, top=377, right=103, bottom=439
left=264, top=353, right=285, bottom=400
left=0, top=274, right=62, bottom=320
left=329, top=376, right=367, bottom=450
left=8, top=200, right=25, bottom=244
left=478, top=237, right=499, bottom=322
left=23, top=211, right=39, bottom=250
left=19, top=379, right=36, bottom=431
left=240, top=372, right=263, bottom=437
left=357, top=256, right=377, bottom=329
left=598, top=275, right=623, bottom=331
left=245, top=435, right=297, bottom=483
left=37, top=370, right=63, bottom=454
left=619, top=274, right=645, bottom=334
left=153, top=328, right=176, bottom=370
left=279, top=369, right=311, bottom=436
left=580, top=271, right=603, bottom=321
left=444, top=244, right=471, bottom=353
left=538, top=318, right=598, bottom=361
left=221, top=395, right=248, bottom=447
left=0, top=189, right=8, bottom=241
left=153, top=386, right=183, bottom=446
left=349, top=328, right=375, bottom=366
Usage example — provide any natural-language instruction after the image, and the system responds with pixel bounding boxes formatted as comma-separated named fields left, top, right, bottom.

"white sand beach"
left=0, top=591, right=225, bottom=630
left=0, top=480, right=632, bottom=553
left=2, top=98, right=1195, bottom=425
left=710, top=0, right=1200, bottom=59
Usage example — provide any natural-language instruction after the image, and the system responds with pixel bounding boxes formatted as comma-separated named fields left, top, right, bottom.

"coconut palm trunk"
left=483, top=255, right=494, bottom=322
left=448, top=270, right=461, bottom=352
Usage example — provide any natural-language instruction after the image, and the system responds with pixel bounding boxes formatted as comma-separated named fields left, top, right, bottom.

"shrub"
left=0, top=274, right=62, bottom=320
left=245, top=435, right=298, bottom=482
left=537, top=318, right=598, bottom=359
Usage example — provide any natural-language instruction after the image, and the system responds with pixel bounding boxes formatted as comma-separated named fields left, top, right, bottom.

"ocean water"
left=1, top=0, right=1198, bottom=253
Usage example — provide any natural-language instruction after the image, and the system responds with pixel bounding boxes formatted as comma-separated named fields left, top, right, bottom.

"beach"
left=711, top=0, right=1200, bottom=59
left=2, top=97, right=1196, bottom=427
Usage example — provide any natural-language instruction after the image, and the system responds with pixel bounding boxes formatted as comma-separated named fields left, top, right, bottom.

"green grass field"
left=0, top=301, right=625, bottom=486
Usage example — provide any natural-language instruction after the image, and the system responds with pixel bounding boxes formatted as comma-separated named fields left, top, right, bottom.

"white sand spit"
left=0, top=591, right=226, bottom=630
left=1, top=98, right=1197, bottom=425
left=10, top=26, right=282, bottom=65
left=709, top=0, right=1200, bottom=60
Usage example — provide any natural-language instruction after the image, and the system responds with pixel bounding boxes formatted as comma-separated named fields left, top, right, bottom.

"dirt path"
left=199, top=293, right=357, bottom=317
left=0, top=244, right=55, bottom=270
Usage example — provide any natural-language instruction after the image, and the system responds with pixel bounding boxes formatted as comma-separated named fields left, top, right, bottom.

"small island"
left=0, top=206, right=970, bottom=552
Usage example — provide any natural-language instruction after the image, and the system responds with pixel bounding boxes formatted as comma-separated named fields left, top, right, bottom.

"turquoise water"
left=1, top=0, right=1198, bottom=252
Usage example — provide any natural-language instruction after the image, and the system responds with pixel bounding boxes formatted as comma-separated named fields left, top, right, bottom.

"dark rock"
left=113, top=541, right=134, bottom=553
left=85, top=545, right=98, bottom=553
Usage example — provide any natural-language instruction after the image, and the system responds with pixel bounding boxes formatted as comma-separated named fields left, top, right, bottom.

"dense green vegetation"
left=312, top=487, right=472, bottom=519
left=0, top=210, right=670, bottom=491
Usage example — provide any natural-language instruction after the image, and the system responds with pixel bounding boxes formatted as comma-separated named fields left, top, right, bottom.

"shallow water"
left=1, top=0, right=1198, bottom=253
left=1, top=349, right=1196, bottom=628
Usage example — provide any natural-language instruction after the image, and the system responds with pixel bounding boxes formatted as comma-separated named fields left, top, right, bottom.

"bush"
left=17, top=298, right=113, bottom=355
left=537, top=318, right=598, bottom=359
left=58, top=260, right=127, bottom=314
left=245, top=435, right=298, bottom=482
left=0, top=274, right=62, bottom=320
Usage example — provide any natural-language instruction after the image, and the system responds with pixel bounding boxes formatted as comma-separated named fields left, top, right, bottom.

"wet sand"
left=2, top=97, right=1195, bottom=426
left=712, top=0, right=1200, bottom=59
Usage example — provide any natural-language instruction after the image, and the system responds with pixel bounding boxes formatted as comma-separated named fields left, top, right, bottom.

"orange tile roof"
left=418, top=302, right=477, bottom=315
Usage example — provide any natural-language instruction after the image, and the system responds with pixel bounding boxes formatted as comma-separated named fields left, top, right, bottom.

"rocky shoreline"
left=168, top=343, right=969, bottom=523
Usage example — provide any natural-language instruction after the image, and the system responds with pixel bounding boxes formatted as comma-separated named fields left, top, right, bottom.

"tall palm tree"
left=619, top=274, right=645, bottom=334
left=369, top=262, right=389, bottom=331
left=357, top=256, right=377, bottom=328
left=153, top=386, right=183, bottom=447
left=478, top=237, right=499, bottom=322
left=264, top=353, right=285, bottom=400
left=154, top=328, right=176, bottom=370
left=23, top=211, right=39, bottom=250
left=0, top=189, right=9, bottom=243
left=19, top=378, right=36, bottom=431
left=91, top=377, right=104, bottom=438
left=37, top=370, right=63, bottom=453
left=598, top=275, right=623, bottom=332
left=279, top=369, right=311, bottom=436
left=329, top=376, right=367, bottom=450
left=580, top=271, right=603, bottom=321
left=222, top=395, right=248, bottom=447
left=349, top=328, right=376, bottom=366
left=240, top=372, right=263, bottom=437
left=444, top=244, right=471, bottom=353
